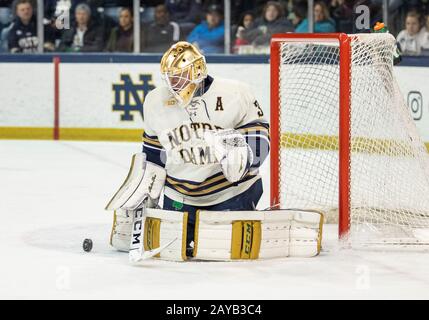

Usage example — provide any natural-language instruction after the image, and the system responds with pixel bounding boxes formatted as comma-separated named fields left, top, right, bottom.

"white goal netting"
left=275, top=33, right=429, bottom=245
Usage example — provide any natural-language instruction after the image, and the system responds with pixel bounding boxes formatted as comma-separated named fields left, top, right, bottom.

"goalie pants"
left=163, top=178, right=263, bottom=256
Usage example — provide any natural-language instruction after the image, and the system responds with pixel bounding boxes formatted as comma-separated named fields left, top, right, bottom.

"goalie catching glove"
left=204, top=129, right=253, bottom=183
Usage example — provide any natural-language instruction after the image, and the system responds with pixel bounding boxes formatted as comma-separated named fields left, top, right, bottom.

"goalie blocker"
left=110, top=208, right=324, bottom=261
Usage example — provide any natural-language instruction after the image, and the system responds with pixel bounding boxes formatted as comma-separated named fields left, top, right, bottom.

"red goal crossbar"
left=270, top=33, right=351, bottom=239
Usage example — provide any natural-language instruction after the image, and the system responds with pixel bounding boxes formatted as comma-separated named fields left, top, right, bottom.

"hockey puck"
left=83, top=238, right=93, bottom=252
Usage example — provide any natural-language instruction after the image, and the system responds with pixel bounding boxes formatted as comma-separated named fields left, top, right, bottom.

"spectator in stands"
left=232, top=11, right=255, bottom=53
left=419, top=14, right=429, bottom=54
left=8, top=0, right=55, bottom=53
left=396, top=10, right=423, bottom=55
left=105, top=7, right=135, bottom=52
left=187, top=4, right=224, bottom=54
left=142, top=4, right=181, bottom=53
left=43, top=0, right=86, bottom=48
left=165, top=0, right=202, bottom=25
left=240, top=1, right=293, bottom=47
left=296, top=1, right=336, bottom=33
left=57, top=3, right=104, bottom=52
left=290, top=0, right=307, bottom=28
left=330, top=0, right=354, bottom=32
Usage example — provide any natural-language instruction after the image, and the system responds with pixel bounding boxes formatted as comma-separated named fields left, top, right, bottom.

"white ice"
left=1, top=140, right=429, bottom=299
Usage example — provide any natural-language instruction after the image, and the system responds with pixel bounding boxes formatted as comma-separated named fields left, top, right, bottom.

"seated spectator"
left=396, top=11, right=423, bottom=55
left=105, top=7, right=134, bottom=52
left=142, top=4, right=181, bottom=53
left=419, top=15, right=429, bottom=54
left=295, top=1, right=336, bottom=33
left=165, top=0, right=202, bottom=25
left=8, top=0, right=55, bottom=53
left=290, top=1, right=307, bottom=29
left=232, top=11, right=255, bottom=53
left=187, top=4, right=224, bottom=54
left=241, top=1, right=293, bottom=47
left=57, top=3, right=104, bottom=52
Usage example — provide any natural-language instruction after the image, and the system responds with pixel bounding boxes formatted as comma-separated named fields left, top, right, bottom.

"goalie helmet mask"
left=160, top=41, right=208, bottom=107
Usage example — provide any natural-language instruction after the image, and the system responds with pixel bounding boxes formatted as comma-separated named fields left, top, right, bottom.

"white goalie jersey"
left=142, top=76, right=270, bottom=206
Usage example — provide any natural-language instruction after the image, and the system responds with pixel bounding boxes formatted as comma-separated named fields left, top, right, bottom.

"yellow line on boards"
left=60, top=128, right=143, bottom=142
left=0, top=127, right=53, bottom=140
left=0, top=127, right=143, bottom=142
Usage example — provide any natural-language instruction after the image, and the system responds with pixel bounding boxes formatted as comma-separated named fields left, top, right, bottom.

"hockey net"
left=270, top=33, right=429, bottom=246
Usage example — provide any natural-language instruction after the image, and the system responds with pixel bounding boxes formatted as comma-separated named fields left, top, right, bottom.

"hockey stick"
left=128, top=200, right=178, bottom=264
left=129, top=237, right=178, bottom=263
left=128, top=200, right=147, bottom=263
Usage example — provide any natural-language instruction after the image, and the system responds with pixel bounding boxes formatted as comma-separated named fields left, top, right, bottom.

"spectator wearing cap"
left=296, top=1, right=336, bottom=33
left=241, top=1, right=293, bottom=47
left=187, top=5, right=224, bottom=54
left=142, top=4, right=181, bottom=53
left=58, top=3, right=104, bottom=52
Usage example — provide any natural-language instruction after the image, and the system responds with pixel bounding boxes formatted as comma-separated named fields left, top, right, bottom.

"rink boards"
left=0, top=55, right=428, bottom=144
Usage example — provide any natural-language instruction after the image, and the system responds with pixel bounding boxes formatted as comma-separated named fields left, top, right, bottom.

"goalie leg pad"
left=144, top=208, right=188, bottom=261
left=110, top=208, right=188, bottom=261
left=193, top=210, right=324, bottom=261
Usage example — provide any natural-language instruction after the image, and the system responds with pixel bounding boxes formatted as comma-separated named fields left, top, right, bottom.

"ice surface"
left=1, top=140, right=429, bottom=299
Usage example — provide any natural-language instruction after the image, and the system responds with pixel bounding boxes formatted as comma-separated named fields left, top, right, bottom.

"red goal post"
left=270, top=33, right=352, bottom=240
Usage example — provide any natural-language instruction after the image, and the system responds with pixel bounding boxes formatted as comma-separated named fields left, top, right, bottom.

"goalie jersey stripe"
left=236, top=121, right=270, bottom=169
left=236, top=121, right=270, bottom=141
left=142, top=132, right=163, bottom=149
left=166, top=172, right=258, bottom=196
left=236, top=121, right=269, bottom=132
left=142, top=132, right=166, bottom=168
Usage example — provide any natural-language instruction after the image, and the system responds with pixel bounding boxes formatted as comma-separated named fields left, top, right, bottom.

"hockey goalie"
left=105, top=41, right=323, bottom=262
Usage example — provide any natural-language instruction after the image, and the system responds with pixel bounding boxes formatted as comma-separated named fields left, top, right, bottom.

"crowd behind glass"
left=0, top=0, right=428, bottom=55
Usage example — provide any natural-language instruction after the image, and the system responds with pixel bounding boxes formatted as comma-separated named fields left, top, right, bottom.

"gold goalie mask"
left=160, top=42, right=208, bottom=107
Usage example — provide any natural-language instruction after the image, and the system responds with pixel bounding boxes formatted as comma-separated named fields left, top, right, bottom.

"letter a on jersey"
left=215, top=97, right=224, bottom=111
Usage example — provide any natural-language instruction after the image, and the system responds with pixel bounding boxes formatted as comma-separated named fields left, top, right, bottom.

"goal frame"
left=270, top=33, right=352, bottom=239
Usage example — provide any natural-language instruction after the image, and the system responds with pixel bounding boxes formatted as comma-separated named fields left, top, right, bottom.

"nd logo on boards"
left=112, top=74, right=155, bottom=121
